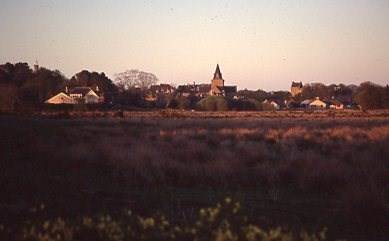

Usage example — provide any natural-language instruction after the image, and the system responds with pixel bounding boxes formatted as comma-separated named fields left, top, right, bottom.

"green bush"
left=196, top=96, right=230, bottom=111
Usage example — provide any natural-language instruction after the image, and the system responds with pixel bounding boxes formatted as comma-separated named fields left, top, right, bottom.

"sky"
left=1, top=0, right=388, bottom=91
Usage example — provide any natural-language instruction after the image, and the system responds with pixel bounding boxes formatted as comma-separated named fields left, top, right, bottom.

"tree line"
left=0, top=62, right=388, bottom=111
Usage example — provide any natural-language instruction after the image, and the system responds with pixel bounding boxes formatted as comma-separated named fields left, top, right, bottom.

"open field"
left=16, top=109, right=389, bottom=119
left=0, top=110, right=388, bottom=240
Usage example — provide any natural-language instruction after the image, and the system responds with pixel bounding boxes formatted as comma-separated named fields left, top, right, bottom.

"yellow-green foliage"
left=8, top=198, right=336, bottom=241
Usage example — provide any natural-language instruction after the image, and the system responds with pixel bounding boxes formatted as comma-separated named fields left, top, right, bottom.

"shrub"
left=176, top=96, right=190, bottom=110
left=233, top=98, right=262, bottom=111
left=196, top=96, right=230, bottom=111
left=7, top=198, right=331, bottom=241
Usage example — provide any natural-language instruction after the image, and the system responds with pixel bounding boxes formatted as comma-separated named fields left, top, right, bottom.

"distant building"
left=210, top=64, right=224, bottom=95
left=300, top=99, right=313, bottom=109
left=286, top=100, right=300, bottom=109
left=210, top=64, right=237, bottom=97
left=309, top=97, right=327, bottom=109
left=325, top=98, right=344, bottom=109
left=196, top=83, right=212, bottom=97
left=291, top=81, right=303, bottom=97
left=69, top=87, right=100, bottom=104
left=149, top=84, right=175, bottom=95
left=176, top=84, right=196, bottom=97
left=146, top=84, right=175, bottom=101
left=263, top=99, right=281, bottom=110
left=175, top=64, right=237, bottom=98
left=45, top=92, right=78, bottom=104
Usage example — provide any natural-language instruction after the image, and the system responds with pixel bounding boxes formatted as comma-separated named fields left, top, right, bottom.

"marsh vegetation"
left=0, top=110, right=388, bottom=240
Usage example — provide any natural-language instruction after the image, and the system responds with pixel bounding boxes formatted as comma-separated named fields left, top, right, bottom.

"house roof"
left=216, top=86, right=237, bottom=94
left=264, top=99, right=284, bottom=106
left=301, top=99, right=312, bottom=105
left=310, top=99, right=327, bottom=106
left=198, top=84, right=211, bottom=93
left=325, top=98, right=343, bottom=106
left=45, top=92, right=78, bottom=104
left=149, top=84, right=174, bottom=92
left=177, top=85, right=193, bottom=93
left=223, top=86, right=237, bottom=93
left=70, top=87, right=93, bottom=96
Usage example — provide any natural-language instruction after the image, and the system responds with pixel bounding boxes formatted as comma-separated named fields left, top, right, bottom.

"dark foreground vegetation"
left=0, top=110, right=388, bottom=240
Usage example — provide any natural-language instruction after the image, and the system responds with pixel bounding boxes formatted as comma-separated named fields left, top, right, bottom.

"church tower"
left=214, top=64, right=223, bottom=80
left=211, top=64, right=225, bottom=95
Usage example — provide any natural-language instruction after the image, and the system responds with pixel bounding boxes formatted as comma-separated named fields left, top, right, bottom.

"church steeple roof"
left=214, top=64, right=223, bottom=79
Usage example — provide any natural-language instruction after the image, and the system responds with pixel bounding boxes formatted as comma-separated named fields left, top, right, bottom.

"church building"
left=210, top=64, right=237, bottom=97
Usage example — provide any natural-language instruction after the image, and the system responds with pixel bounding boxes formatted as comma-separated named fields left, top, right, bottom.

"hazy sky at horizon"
left=1, top=0, right=388, bottom=91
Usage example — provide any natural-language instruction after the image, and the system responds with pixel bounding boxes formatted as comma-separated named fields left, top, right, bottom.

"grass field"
left=0, top=110, right=388, bottom=240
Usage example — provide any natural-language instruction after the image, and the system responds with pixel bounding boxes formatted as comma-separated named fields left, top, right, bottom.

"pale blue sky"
left=1, top=0, right=388, bottom=90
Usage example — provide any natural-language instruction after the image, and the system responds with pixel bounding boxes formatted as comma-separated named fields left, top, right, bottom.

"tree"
left=233, top=98, right=261, bottom=111
left=174, top=96, right=190, bottom=110
left=196, top=96, right=230, bottom=111
left=301, top=83, right=332, bottom=100
left=69, top=70, right=117, bottom=92
left=116, top=88, right=143, bottom=106
left=154, top=92, right=176, bottom=109
left=21, top=68, right=67, bottom=103
left=236, top=89, right=268, bottom=102
left=353, top=82, right=383, bottom=110
left=0, top=62, right=32, bottom=87
left=114, top=69, right=158, bottom=90
left=12, top=63, right=33, bottom=87
left=335, top=84, right=353, bottom=103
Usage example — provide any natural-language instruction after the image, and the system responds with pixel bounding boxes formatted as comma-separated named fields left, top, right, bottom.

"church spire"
left=214, top=64, right=222, bottom=79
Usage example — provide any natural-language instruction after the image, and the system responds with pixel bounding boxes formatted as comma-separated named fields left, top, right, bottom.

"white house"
left=263, top=99, right=281, bottom=110
left=45, top=92, right=78, bottom=104
left=309, top=98, right=327, bottom=109
left=325, top=98, right=344, bottom=109
left=69, top=87, right=99, bottom=104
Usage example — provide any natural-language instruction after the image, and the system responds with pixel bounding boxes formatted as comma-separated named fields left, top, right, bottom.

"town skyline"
left=1, top=0, right=388, bottom=91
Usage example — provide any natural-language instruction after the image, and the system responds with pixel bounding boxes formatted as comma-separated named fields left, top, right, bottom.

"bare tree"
left=114, top=69, right=158, bottom=90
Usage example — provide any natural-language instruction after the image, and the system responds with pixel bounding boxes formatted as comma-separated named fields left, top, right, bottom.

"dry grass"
left=13, top=108, right=389, bottom=119
left=0, top=111, right=388, bottom=240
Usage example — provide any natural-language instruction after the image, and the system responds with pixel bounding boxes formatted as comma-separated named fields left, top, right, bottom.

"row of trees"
left=0, top=63, right=121, bottom=110
left=0, top=63, right=166, bottom=111
left=353, top=82, right=389, bottom=109
left=0, top=62, right=388, bottom=111
left=0, top=63, right=65, bottom=110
